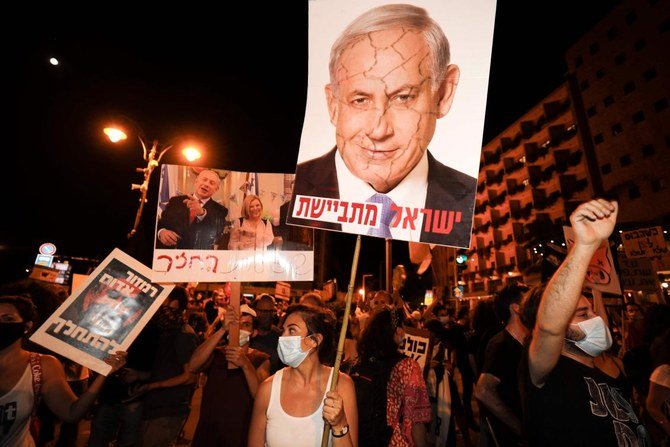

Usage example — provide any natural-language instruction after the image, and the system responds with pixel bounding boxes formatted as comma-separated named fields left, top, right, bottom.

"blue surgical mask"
left=277, top=335, right=313, bottom=368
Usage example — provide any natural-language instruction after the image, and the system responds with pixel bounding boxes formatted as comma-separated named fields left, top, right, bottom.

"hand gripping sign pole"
left=321, top=235, right=362, bottom=447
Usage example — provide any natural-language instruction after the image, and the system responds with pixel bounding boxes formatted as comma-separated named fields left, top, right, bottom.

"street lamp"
left=103, top=123, right=203, bottom=239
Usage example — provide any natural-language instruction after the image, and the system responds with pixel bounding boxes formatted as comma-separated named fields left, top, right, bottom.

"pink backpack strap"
left=29, top=353, right=43, bottom=417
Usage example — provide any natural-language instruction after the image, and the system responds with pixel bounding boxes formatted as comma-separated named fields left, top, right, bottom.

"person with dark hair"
left=251, top=294, right=283, bottom=374
left=469, top=299, right=503, bottom=378
left=474, top=284, right=529, bottom=446
left=248, top=304, right=358, bottom=446
left=353, top=307, right=430, bottom=447
left=188, top=304, right=270, bottom=447
left=0, top=295, right=127, bottom=447
left=519, top=199, right=650, bottom=446
left=128, top=286, right=199, bottom=447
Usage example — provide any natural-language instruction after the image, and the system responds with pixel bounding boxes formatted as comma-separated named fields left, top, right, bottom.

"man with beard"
left=250, top=294, right=283, bottom=374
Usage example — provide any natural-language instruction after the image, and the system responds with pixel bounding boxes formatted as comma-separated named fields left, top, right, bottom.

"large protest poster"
left=30, top=249, right=173, bottom=376
left=563, top=226, right=622, bottom=295
left=287, top=0, right=497, bottom=248
left=152, top=165, right=314, bottom=282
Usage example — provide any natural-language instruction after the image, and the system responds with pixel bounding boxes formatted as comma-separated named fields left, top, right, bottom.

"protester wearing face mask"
left=519, top=199, right=650, bottom=446
left=187, top=303, right=270, bottom=447
left=248, top=304, right=358, bottom=447
left=0, top=295, right=127, bottom=447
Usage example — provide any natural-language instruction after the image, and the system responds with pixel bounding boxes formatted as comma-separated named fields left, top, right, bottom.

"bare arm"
left=189, top=326, right=226, bottom=373
left=411, top=424, right=428, bottom=447
left=323, top=373, right=359, bottom=447
left=41, top=353, right=126, bottom=423
left=248, top=376, right=272, bottom=447
left=591, top=288, right=609, bottom=327
left=529, top=199, right=617, bottom=387
left=474, top=373, right=521, bottom=435
left=143, top=363, right=196, bottom=392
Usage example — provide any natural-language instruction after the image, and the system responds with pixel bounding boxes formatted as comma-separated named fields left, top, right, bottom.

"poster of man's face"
left=152, top=165, right=314, bottom=283
left=30, top=249, right=172, bottom=376
left=287, top=0, right=496, bottom=248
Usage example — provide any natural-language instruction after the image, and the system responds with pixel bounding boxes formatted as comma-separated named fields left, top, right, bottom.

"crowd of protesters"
left=2, top=199, right=669, bottom=447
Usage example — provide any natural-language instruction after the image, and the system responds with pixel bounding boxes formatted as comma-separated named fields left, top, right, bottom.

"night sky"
left=3, top=2, right=620, bottom=286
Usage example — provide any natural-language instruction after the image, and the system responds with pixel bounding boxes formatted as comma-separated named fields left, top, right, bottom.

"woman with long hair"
left=228, top=194, right=274, bottom=250
left=353, top=307, right=431, bottom=447
left=248, top=304, right=358, bottom=446
left=0, top=295, right=126, bottom=446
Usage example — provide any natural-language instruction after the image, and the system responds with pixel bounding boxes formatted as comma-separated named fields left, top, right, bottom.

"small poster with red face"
left=30, top=248, right=174, bottom=375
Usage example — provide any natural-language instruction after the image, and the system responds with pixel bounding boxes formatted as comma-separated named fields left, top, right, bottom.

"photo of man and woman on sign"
left=152, top=165, right=314, bottom=283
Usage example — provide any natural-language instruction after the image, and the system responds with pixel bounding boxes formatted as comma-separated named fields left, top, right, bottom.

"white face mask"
left=568, top=316, right=613, bottom=357
left=239, top=329, right=251, bottom=346
left=277, top=335, right=313, bottom=368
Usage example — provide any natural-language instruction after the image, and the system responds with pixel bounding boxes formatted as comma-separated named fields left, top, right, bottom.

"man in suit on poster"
left=289, top=4, right=476, bottom=247
left=156, top=169, right=229, bottom=250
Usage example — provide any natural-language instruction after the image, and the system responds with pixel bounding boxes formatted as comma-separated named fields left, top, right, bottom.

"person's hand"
left=158, top=229, right=181, bottom=246
left=570, top=199, right=618, bottom=248
left=322, top=390, right=347, bottom=428
left=224, top=346, right=250, bottom=368
left=103, top=351, right=128, bottom=374
left=184, top=195, right=205, bottom=217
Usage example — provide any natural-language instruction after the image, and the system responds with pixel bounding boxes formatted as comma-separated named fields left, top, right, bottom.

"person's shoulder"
left=426, top=151, right=477, bottom=187
left=297, top=147, right=337, bottom=167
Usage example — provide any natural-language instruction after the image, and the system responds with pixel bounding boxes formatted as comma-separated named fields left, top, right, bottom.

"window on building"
left=642, top=144, right=656, bottom=157
left=654, top=98, right=668, bottom=112
left=628, top=185, right=641, bottom=199
left=634, top=38, right=647, bottom=51
left=658, top=17, right=670, bottom=34
left=587, top=106, right=597, bottom=117
left=601, top=163, right=612, bottom=175
left=625, top=11, right=638, bottom=25
left=596, top=68, right=606, bottom=79
left=620, top=154, right=632, bottom=167
left=594, top=133, right=604, bottom=145
left=652, top=178, right=667, bottom=192
left=644, top=67, right=658, bottom=82
left=604, top=95, right=614, bottom=107
left=612, top=123, right=624, bottom=136
left=632, top=111, right=645, bottom=124
left=574, top=55, right=583, bottom=67
left=624, top=81, right=636, bottom=94
left=580, top=79, right=590, bottom=91
left=589, top=42, right=599, bottom=55
left=614, top=52, right=627, bottom=65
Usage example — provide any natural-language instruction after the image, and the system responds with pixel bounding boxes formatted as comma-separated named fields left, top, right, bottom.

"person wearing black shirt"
left=475, top=284, right=529, bottom=446
left=519, top=200, right=649, bottom=446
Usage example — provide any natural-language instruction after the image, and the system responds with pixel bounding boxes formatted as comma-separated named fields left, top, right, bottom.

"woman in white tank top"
left=0, top=296, right=127, bottom=447
left=248, top=304, right=358, bottom=447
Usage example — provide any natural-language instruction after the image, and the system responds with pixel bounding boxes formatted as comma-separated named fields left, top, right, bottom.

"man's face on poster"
left=194, top=170, right=220, bottom=200
left=82, top=289, right=141, bottom=338
left=326, top=28, right=458, bottom=193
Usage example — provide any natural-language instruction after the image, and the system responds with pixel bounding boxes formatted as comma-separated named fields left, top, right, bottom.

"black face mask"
left=0, top=322, right=26, bottom=350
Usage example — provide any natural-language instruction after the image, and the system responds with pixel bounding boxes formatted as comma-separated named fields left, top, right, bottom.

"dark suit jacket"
left=288, top=148, right=476, bottom=247
left=156, top=195, right=229, bottom=250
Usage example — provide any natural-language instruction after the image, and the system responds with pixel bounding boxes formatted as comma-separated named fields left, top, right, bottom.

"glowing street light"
left=103, top=122, right=203, bottom=238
